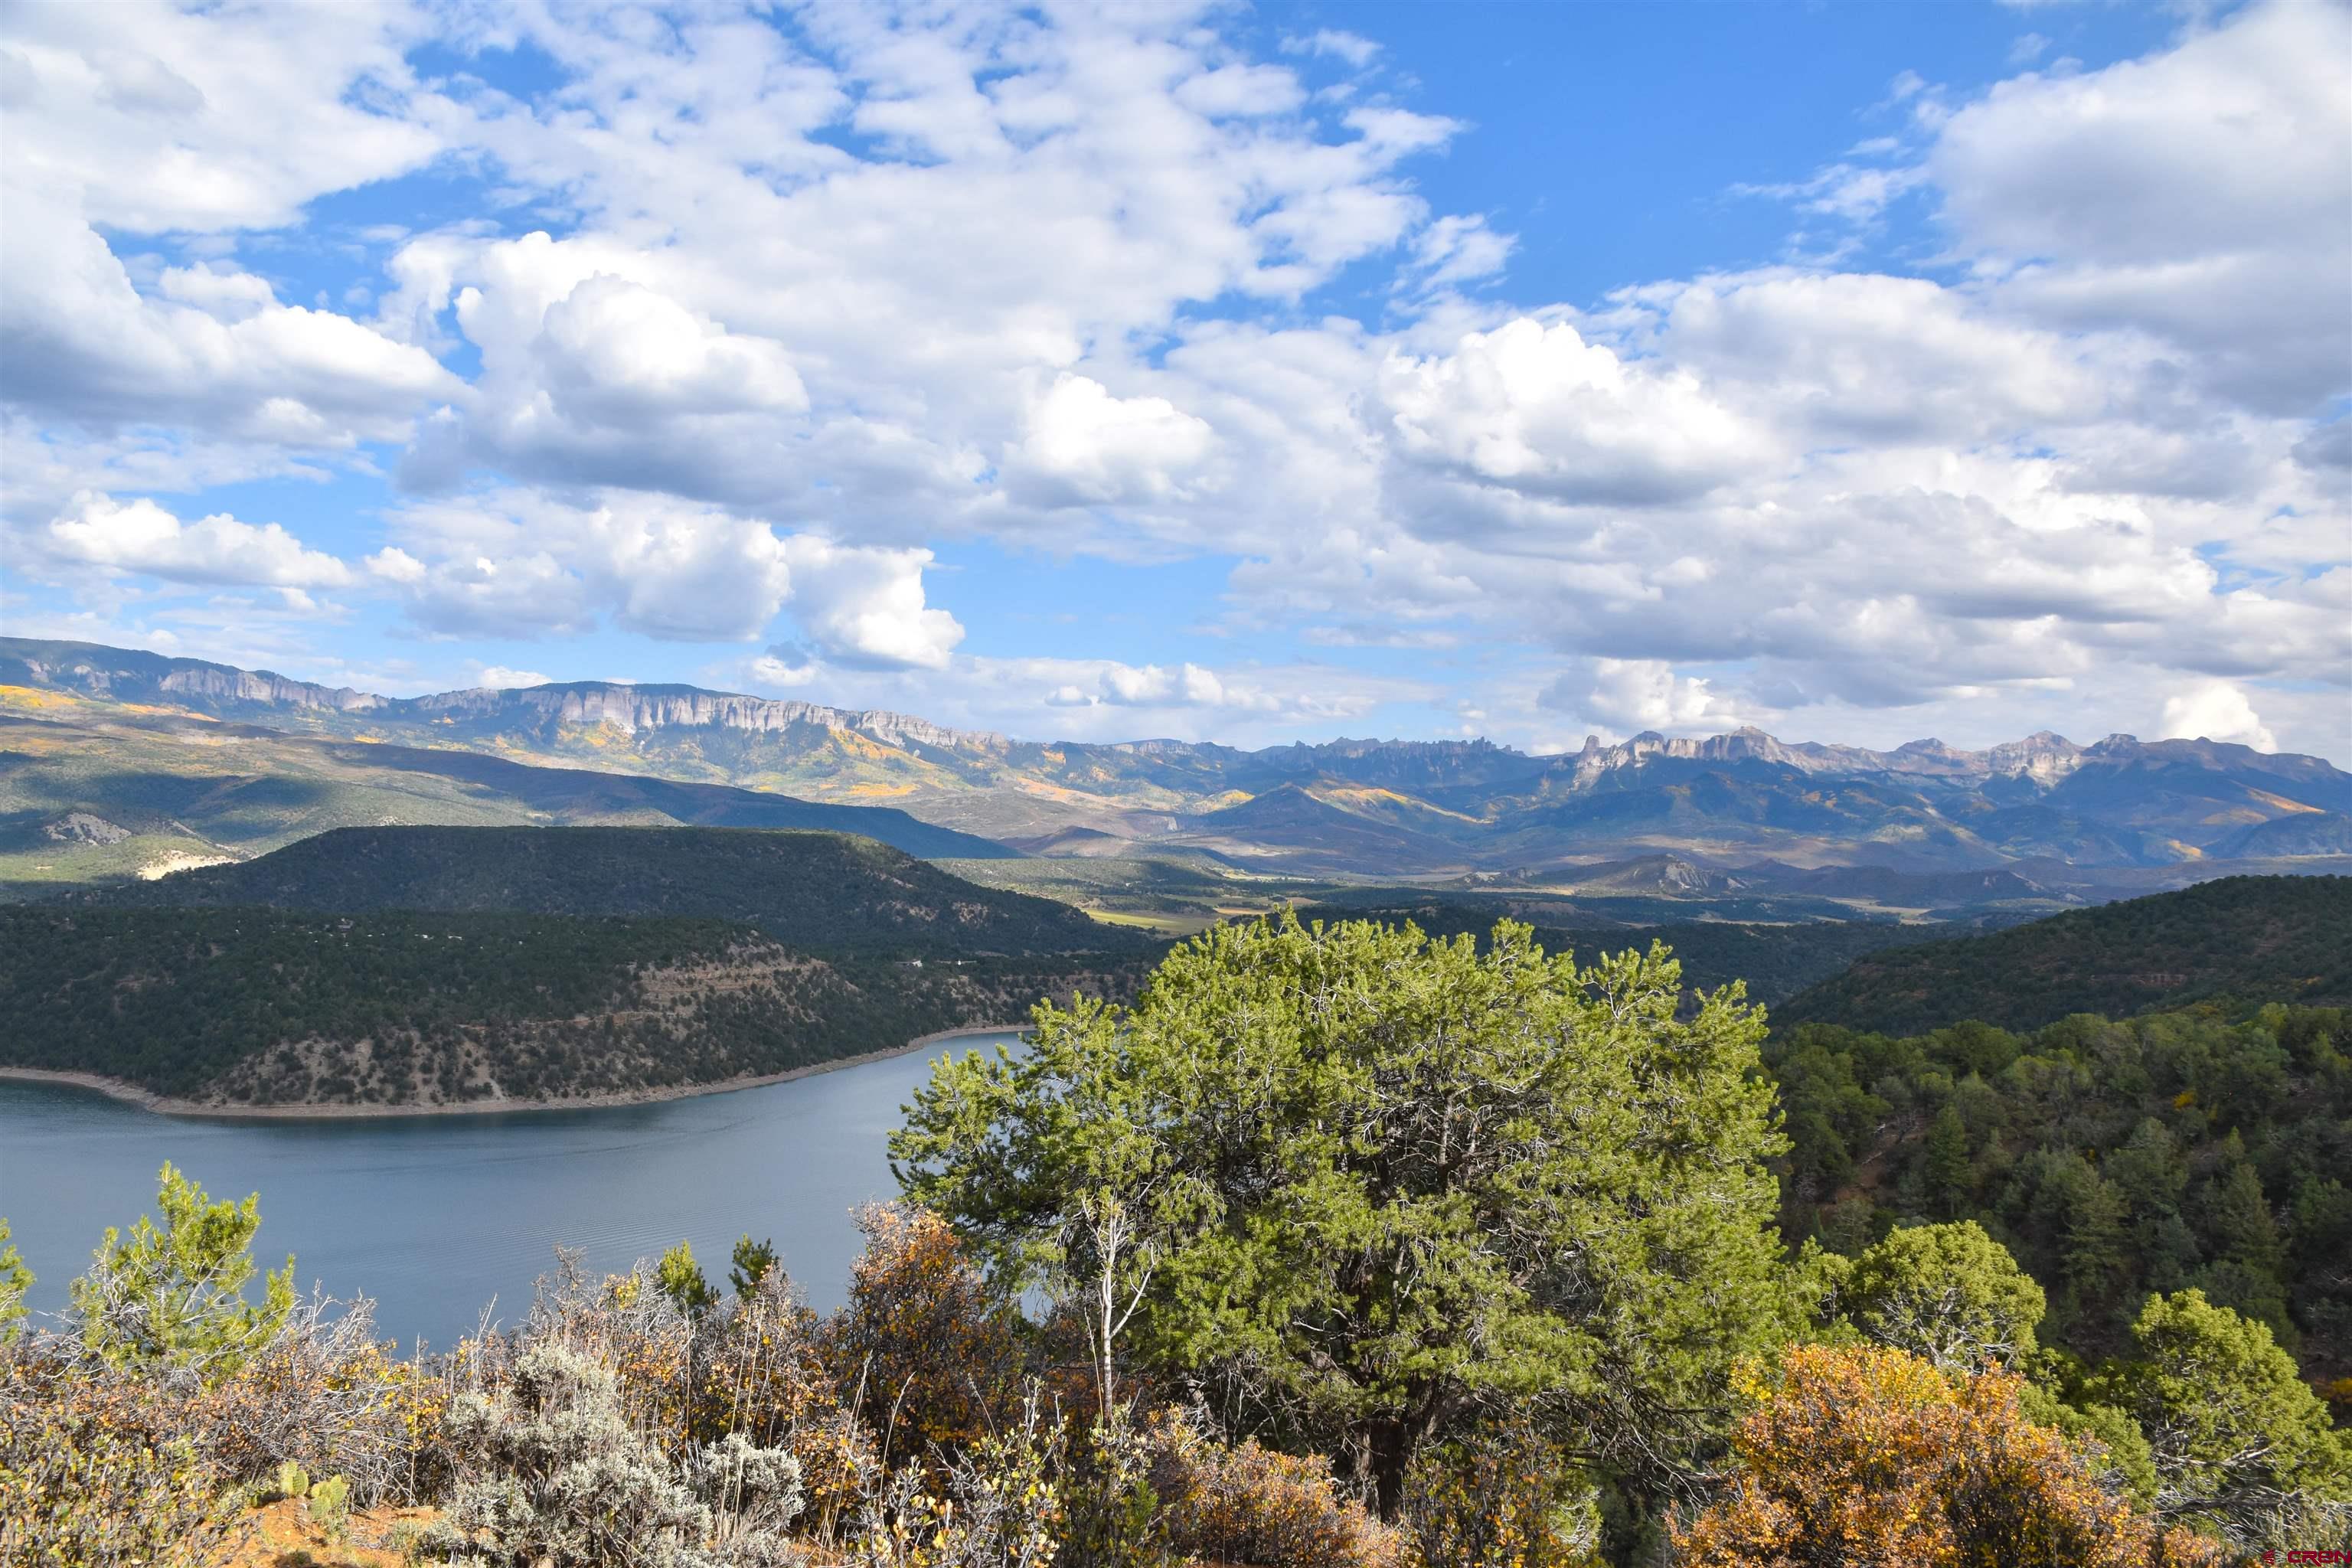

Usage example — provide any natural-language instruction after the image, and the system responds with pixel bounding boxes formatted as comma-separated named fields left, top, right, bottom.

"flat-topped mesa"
left=154, top=665, right=386, bottom=713
left=1566, top=726, right=1883, bottom=785
left=404, top=682, right=1004, bottom=751
left=11, top=643, right=385, bottom=715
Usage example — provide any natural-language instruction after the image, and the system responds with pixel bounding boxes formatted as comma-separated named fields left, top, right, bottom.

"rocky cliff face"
left=157, top=666, right=384, bottom=713
left=1982, top=730, right=2088, bottom=782
left=1555, top=725, right=2098, bottom=789
left=407, top=682, right=1001, bottom=750
left=2, top=642, right=384, bottom=714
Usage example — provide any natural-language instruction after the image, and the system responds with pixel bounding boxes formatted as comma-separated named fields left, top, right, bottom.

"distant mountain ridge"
left=4, top=638, right=1000, bottom=750
left=7, top=636, right=2347, bottom=879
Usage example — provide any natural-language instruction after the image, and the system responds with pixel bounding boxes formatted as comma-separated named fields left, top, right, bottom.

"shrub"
left=0, top=1219, right=29, bottom=1344
left=426, top=1338, right=803, bottom=1567
left=384, top=1516, right=433, bottom=1566
left=0, top=1337, right=250, bottom=1567
left=186, top=1292, right=433, bottom=1506
left=679, top=1265, right=877, bottom=1545
left=1146, top=1408, right=1405, bottom=1568
left=1674, top=1343, right=2224, bottom=1567
left=486, top=1249, right=701, bottom=1456
left=1056, top=1406, right=1168, bottom=1568
left=827, top=1205, right=1025, bottom=1462
left=1404, top=1419, right=1602, bottom=1568
left=844, top=1387, right=1064, bottom=1568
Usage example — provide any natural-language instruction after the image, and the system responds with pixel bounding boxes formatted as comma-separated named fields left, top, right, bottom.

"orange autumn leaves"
left=1676, top=1344, right=2222, bottom=1568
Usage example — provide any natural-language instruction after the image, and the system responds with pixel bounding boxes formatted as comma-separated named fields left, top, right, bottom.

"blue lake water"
left=0, top=1032, right=1018, bottom=1351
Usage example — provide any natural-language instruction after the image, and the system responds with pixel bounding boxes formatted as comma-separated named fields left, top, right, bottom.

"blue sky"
left=3, top=0, right=2346, bottom=760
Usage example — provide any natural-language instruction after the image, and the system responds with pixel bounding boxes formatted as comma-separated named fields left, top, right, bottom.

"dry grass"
left=218, top=1498, right=439, bottom=1568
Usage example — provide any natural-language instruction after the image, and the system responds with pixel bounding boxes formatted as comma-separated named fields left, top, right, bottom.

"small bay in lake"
left=0, top=1031, right=1018, bottom=1349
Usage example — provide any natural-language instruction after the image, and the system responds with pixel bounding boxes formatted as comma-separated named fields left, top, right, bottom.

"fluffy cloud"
left=1383, top=318, right=1775, bottom=507
left=1929, top=0, right=2351, bottom=410
left=2, top=0, right=2347, bottom=760
left=1047, top=662, right=1233, bottom=709
left=470, top=664, right=554, bottom=691
left=0, top=191, right=458, bottom=446
left=796, top=653, right=1430, bottom=743
left=397, top=237, right=819, bottom=497
left=1544, top=658, right=1753, bottom=737
left=2159, top=681, right=2277, bottom=752
left=44, top=492, right=352, bottom=589
left=0, top=5, right=456, bottom=455
left=1004, top=374, right=1215, bottom=509
left=370, top=492, right=794, bottom=642
left=0, top=2, right=440, bottom=234
left=775, top=537, right=964, bottom=671
left=366, top=488, right=962, bottom=666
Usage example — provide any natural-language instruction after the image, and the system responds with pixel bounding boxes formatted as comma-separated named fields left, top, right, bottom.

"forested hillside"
left=1292, top=897, right=1925, bottom=1005
left=1772, top=1003, right=2352, bottom=1383
left=0, top=906, right=1146, bottom=1107
left=93, top=825, right=1143, bottom=959
left=1775, top=874, right=2352, bottom=1034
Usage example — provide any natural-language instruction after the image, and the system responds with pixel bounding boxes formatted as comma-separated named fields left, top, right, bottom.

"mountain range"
left=5, top=636, right=2347, bottom=893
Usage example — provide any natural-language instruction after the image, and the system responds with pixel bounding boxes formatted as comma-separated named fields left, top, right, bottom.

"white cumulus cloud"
left=2158, top=681, right=2276, bottom=751
left=1005, top=374, right=1217, bottom=509
left=1383, top=319, right=1775, bottom=507
left=44, top=492, right=352, bottom=589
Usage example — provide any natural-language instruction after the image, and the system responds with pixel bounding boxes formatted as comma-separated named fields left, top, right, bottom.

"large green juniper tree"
left=892, top=914, right=1788, bottom=1520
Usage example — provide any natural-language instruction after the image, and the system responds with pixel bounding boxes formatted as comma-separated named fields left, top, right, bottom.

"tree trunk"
left=1367, top=1416, right=1411, bottom=1521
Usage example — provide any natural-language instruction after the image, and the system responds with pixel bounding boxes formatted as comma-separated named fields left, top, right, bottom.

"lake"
left=0, top=1031, right=1018, bottom=1350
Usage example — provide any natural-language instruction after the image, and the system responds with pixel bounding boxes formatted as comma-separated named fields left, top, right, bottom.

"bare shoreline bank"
left=0, top=1024, right=1026, bottom=1123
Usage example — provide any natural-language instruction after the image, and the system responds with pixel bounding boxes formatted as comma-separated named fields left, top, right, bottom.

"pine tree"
left=729, top=1234, right=779, bottom=1299
left=655, top=1240, right=715, bottom=1315
left=1919, top=1104, right=1974, bottom=1220
left=897, top=916, right=1788, bottom=1521
left=67, top=1162, right=294, bottom=1380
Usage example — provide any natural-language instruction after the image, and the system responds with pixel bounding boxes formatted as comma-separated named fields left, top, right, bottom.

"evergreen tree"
left=1833, top=1222, right=2047, bottom=1374
left=2197, top=1163, right=2290, bottom=1338
left=896, top=916, right=1788, bottom=1521
left=1919, top=1104, right=1974, bottom=1220
left=67, top=1162, right=294, bottom=1380
left=655, top=1240, right=715, bottom=1315
left=2089, top=1289, right=2352, bottom=1548
left=729, top=1234, right=779, bottom=1299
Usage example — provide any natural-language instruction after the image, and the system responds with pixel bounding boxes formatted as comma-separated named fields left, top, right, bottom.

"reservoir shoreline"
left=0, top=1023, right=1022, bottom=1122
